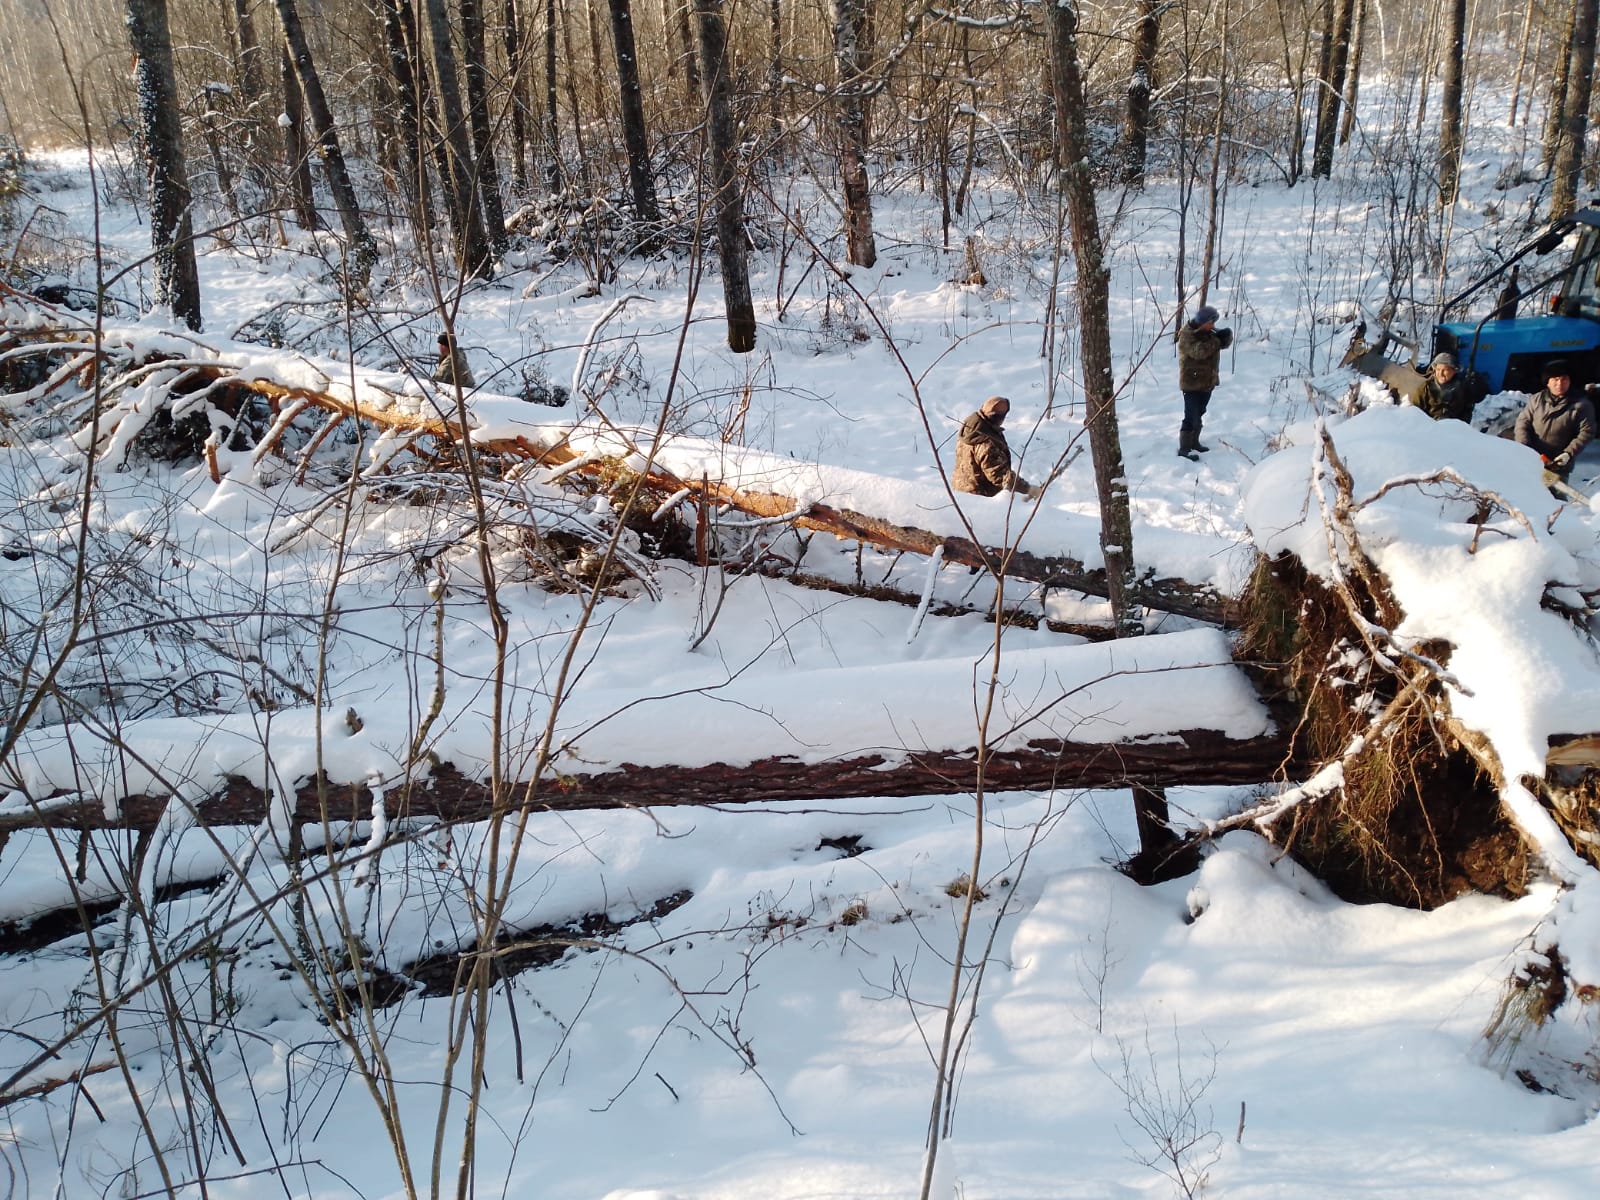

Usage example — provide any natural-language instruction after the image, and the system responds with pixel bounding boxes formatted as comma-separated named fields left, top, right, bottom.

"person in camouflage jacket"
left=1417, top=352, right=1483, bottom=422
left=433, top=332, right=476, bottom=389
left=953, top=396, right=1038, bottom=498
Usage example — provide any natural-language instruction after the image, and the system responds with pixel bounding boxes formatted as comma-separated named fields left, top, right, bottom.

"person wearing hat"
left=432, top=331, right=476, bottom=389
left=1176, top=304, right=1233, bottom=461
left=1513, top=359, right=1594, bottom=481
left=952, top=396, right=1040, bottom=498
left=1417, top=351, right=1479, bottom=422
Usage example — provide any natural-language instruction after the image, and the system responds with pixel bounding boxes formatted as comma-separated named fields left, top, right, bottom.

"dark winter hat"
left=1544, top=359, right=1573, bottom=380
left=980, top=395, right=1011, bottom=419
left=1430, top=352, right=1457, bottom=369
left=1194, top=304, right=1220, bottom=326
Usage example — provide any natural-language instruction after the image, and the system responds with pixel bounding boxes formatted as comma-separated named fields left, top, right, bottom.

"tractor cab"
left=1433, top=204, right=1600, bottom=395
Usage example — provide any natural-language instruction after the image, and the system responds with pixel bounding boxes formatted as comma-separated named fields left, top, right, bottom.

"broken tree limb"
left=0, top=727, right=1306, bottom=835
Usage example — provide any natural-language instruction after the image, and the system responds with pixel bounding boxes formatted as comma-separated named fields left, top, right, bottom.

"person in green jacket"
left=1176, top=304, right=1232, bottom=461
left=432, top=332, right=476, bottom=390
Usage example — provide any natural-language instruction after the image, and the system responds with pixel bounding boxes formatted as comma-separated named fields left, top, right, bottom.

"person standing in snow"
left=1490, top=264, right=1520, bottom=321
left=1176, top=304, right=1232, bottom=461
left=433, top=332, right=476, bottom=390
left=1513, top=359, right=1595, bottom=481
left=952, top=396, right=1040, bottom=498
left=1417, top=352, right=1482, bottom=422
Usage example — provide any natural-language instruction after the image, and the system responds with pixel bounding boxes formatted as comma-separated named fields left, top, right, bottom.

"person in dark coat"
left=1417, top=352, right=1479, bottom=422
left=952, top=396, right=1039, bottom=498
left=1490, top=265, right=1520, bottom=322
left=1176, top=304, right=1233, bottom=461
left=433, top=332, right=476, bottom=389
left=1513, top=359, right=1595, bottom=481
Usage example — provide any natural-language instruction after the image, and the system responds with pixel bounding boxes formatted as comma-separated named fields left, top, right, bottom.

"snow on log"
left=1, top=628, right=1295, bottom=834
left=1232, top=405, right=1600, bottom=1093
left=0, top=309, right=1232, bottom=621
left=1235, top=407, right=1600, bottom=894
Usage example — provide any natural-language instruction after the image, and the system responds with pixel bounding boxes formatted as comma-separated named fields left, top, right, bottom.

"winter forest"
left=2, top=0, right=1600, bottom=1196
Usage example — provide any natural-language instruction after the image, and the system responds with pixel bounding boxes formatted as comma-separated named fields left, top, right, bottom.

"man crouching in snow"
left=953, top=396, right=1040, bottom=499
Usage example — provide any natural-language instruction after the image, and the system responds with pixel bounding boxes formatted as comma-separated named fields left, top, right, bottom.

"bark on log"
left=1, top=729, right=1305, bottom=835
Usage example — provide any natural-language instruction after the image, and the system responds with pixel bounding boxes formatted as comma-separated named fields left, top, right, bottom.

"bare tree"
left=421, top=0, right=495, bottom=275
left=502, top=0, right=531, bottom=194
left=1542, top=0, right=1577, bottom=170
left=1550, top=0, right=1599, bottom=218
left=692, top=0, right=756, bottom=352
left=1045, top=1, right=1140, bottom=634
left=606, top=0, right=662, bottom=225
left=280, top=43, right=320, bottom=229
left=461, top=0, right=510, bottom=252
left=375, top=0, right=430, bottom=222
left=666, top=0, right=701, bottom=100
left=1338, top=0, right=1366, bottom=145
left=1509, top=0, right=1538, bottom=128
left=543, top=0, right=563, bottom=192
left=1311, top=0, right=1355, bottom=178
left=767, top=0, right=784, bottom=149
left=830, top=0, right=877, bottom=267
left=229, top=0, right=279, bottom=176
left=1123, top=0, right=1164, bottom=188
left=1436, top=0, right=1466, bottom=205
left=125, top=0, right=202, bottom=330
left=1272, top=0, right=1315, bottom=185
left=275, top=0, right=377, bottom=276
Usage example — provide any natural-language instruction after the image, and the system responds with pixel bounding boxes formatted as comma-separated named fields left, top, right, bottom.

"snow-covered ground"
left=3, top=78, right=1600, bottom=1197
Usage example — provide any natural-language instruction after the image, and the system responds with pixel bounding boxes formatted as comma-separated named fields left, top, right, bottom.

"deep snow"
left=3, top=79, right=1600, bottom=1199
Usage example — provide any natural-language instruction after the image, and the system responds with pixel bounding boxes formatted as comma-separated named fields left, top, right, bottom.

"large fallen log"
left=0, top=310, right=1229, bottom=623
left=240, top=379, right=1228, bottom=622
left=0, top=726, right=1305, bottom=835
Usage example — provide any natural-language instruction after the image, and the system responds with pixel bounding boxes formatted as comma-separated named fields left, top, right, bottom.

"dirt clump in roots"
left=1235, top=552, right=1529, bottom=909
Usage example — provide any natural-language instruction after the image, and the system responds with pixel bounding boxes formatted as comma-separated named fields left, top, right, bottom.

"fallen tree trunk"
left=0, top=727, right=1305, bottom=835
left=0, top=311, right=1228, bottom=623
left=241, top=378, right=1228, bottom=621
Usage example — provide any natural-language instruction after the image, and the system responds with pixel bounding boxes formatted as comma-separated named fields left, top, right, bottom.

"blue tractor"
left=1432, top=203, right=1600, bottom=394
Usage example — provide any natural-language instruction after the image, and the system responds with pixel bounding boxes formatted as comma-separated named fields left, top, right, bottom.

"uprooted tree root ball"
left=1234, top=551, right=1529, bottom=908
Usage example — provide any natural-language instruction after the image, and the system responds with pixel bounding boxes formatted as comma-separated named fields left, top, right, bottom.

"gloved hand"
left=1551, top=452, right=1572, bottom=472
left=1027, top=483, right=1045, bottom=501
